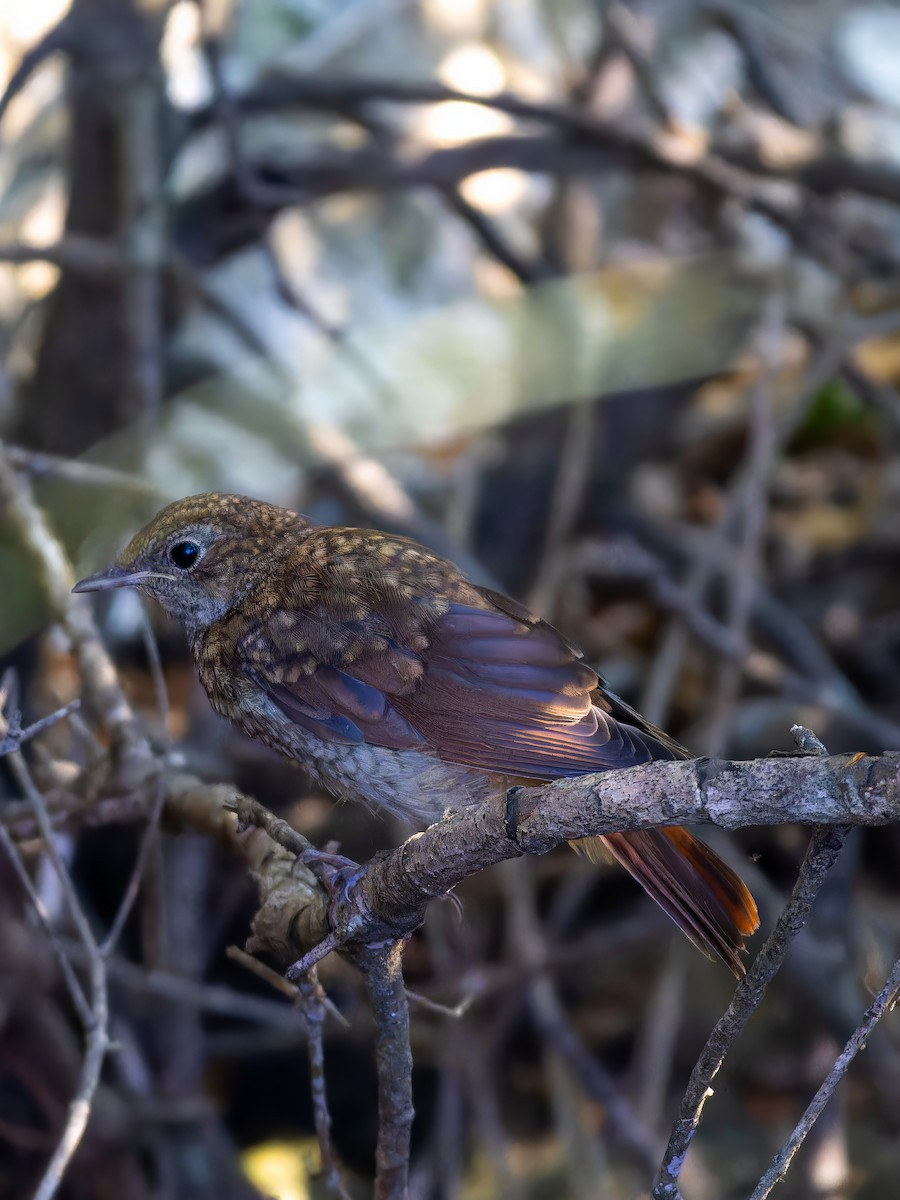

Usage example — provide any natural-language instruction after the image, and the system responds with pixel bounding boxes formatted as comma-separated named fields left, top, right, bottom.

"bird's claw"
left=298, top=847, right=365, bottom=929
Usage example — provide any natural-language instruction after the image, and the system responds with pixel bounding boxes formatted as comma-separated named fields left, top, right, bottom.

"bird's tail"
left=571, top=828, right=760, bottom=978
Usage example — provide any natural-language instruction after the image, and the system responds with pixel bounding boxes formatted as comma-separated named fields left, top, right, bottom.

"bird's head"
left=73, top=492, right=312, bottom=633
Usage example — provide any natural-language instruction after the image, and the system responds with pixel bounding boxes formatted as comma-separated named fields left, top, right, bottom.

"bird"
left=73, top=492, right=759, bottom=976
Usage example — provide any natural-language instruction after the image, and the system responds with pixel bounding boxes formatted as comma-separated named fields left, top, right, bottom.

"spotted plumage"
left=74, top=492, right=759, bottom=975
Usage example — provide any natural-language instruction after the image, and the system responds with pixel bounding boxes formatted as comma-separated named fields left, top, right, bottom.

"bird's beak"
left=72, top=567, right=155, bottom=593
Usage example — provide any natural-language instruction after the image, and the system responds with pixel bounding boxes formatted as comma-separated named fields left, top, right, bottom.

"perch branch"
left=230, top=746, right=899, bottom=986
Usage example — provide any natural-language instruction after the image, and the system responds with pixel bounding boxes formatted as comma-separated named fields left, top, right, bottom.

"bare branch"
left=296, top=971, right=353, bottom=1200
left=0, top=440, right=145, bottom=754
left=0, top=824, right=93, bottom=1028
left=4, top=444, right=161, bottom=493
left=0, top=15, right=72, bottom=124
left=0, top=236, right=124, bottom=277
left=100, top=774, right=166, bottom=957
left=99, top=611, right=170, bottom=956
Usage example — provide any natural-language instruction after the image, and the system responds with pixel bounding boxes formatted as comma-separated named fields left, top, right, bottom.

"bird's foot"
left=298, top=843, right=365, bottom=929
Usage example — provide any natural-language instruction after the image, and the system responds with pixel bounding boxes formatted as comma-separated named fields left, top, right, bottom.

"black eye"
left=168, top=540, right=201, bottom=570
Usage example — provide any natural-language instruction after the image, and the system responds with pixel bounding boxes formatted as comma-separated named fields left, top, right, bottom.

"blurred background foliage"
left=3, top=0, right=900, bottom=1197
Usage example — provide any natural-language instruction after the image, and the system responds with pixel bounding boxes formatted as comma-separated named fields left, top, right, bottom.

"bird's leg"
left=282, top=844, right=368, bottom=983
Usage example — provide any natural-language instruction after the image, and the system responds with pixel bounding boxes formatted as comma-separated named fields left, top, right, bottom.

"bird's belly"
left=304, top=738, right=506, bottom=825
left=234, top=699, right=506, bottom=825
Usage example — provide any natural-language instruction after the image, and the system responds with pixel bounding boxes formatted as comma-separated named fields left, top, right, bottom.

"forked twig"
left=296, top=970, right=353, bottom=1200
left=652, top=730, right=846, bottom=1198
left=749, top=956, right=900, bottom=1199
left=651, top=823, right=850, bottom=1198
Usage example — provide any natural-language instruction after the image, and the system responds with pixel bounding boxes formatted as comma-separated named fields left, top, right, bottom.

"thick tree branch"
left=231, top=749, right=899, bottom=977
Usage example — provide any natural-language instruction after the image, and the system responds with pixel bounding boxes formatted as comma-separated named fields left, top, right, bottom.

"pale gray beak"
left=72, top=567, right=162, bottom=593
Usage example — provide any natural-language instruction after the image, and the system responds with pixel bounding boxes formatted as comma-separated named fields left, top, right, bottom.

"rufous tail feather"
left=571, top=828, right=759, bottom=978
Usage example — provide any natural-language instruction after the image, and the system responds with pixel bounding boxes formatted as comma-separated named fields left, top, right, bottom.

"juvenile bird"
left=74, top=493, right=759, bottom=975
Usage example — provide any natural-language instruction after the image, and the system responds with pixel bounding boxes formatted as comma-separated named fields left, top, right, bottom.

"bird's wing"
left=235, top=529, right=679, bottom=777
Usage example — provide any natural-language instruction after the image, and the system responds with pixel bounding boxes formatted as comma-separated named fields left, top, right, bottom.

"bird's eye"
left=168, top=540, right=201, bottom=570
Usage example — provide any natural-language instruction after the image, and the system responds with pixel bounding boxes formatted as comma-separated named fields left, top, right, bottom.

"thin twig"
left=442, top=189, right=549, bottom=286
left=503, top=860, right=660, bottom=1173
left=100, top=774, right=166, bottom=957
left=706, top=292, right=785, bottom=756
left=405, top=988, right=474, bottom=1020
left=6, top=750, right=109, bottom=1200
left=652, top=731, right=844, bottom=1198
left=0, top=15, right=72, bottom=124
left=0, top=697, right=80, bottom=757
left=99, top=609, right=170, bottom=955
left=296, top=970, right=353, bottom=1200
left=651, top=824, right=850, bottom=1198
left=704, top=3, right=802, bottom=124
left=226, top=944, right=300, bottom=1000
left=7, top=736, right=93, bottom=920
left=5, top=444, right=160, bottom=493
left=67, top=942, right=297, bottom=1026
left=227, top=944, right=350, bottom=1028
left=749, top=955, right=900, bottom=1199
left=286, top=933, right=342, bottom=981
left=603, top=3, right=675, bottom=128
left=0, top=236, right=125, bottom=278
left=0, top=440, right=143, bottom=750
left=0, top=825, right=92, bottom=1027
